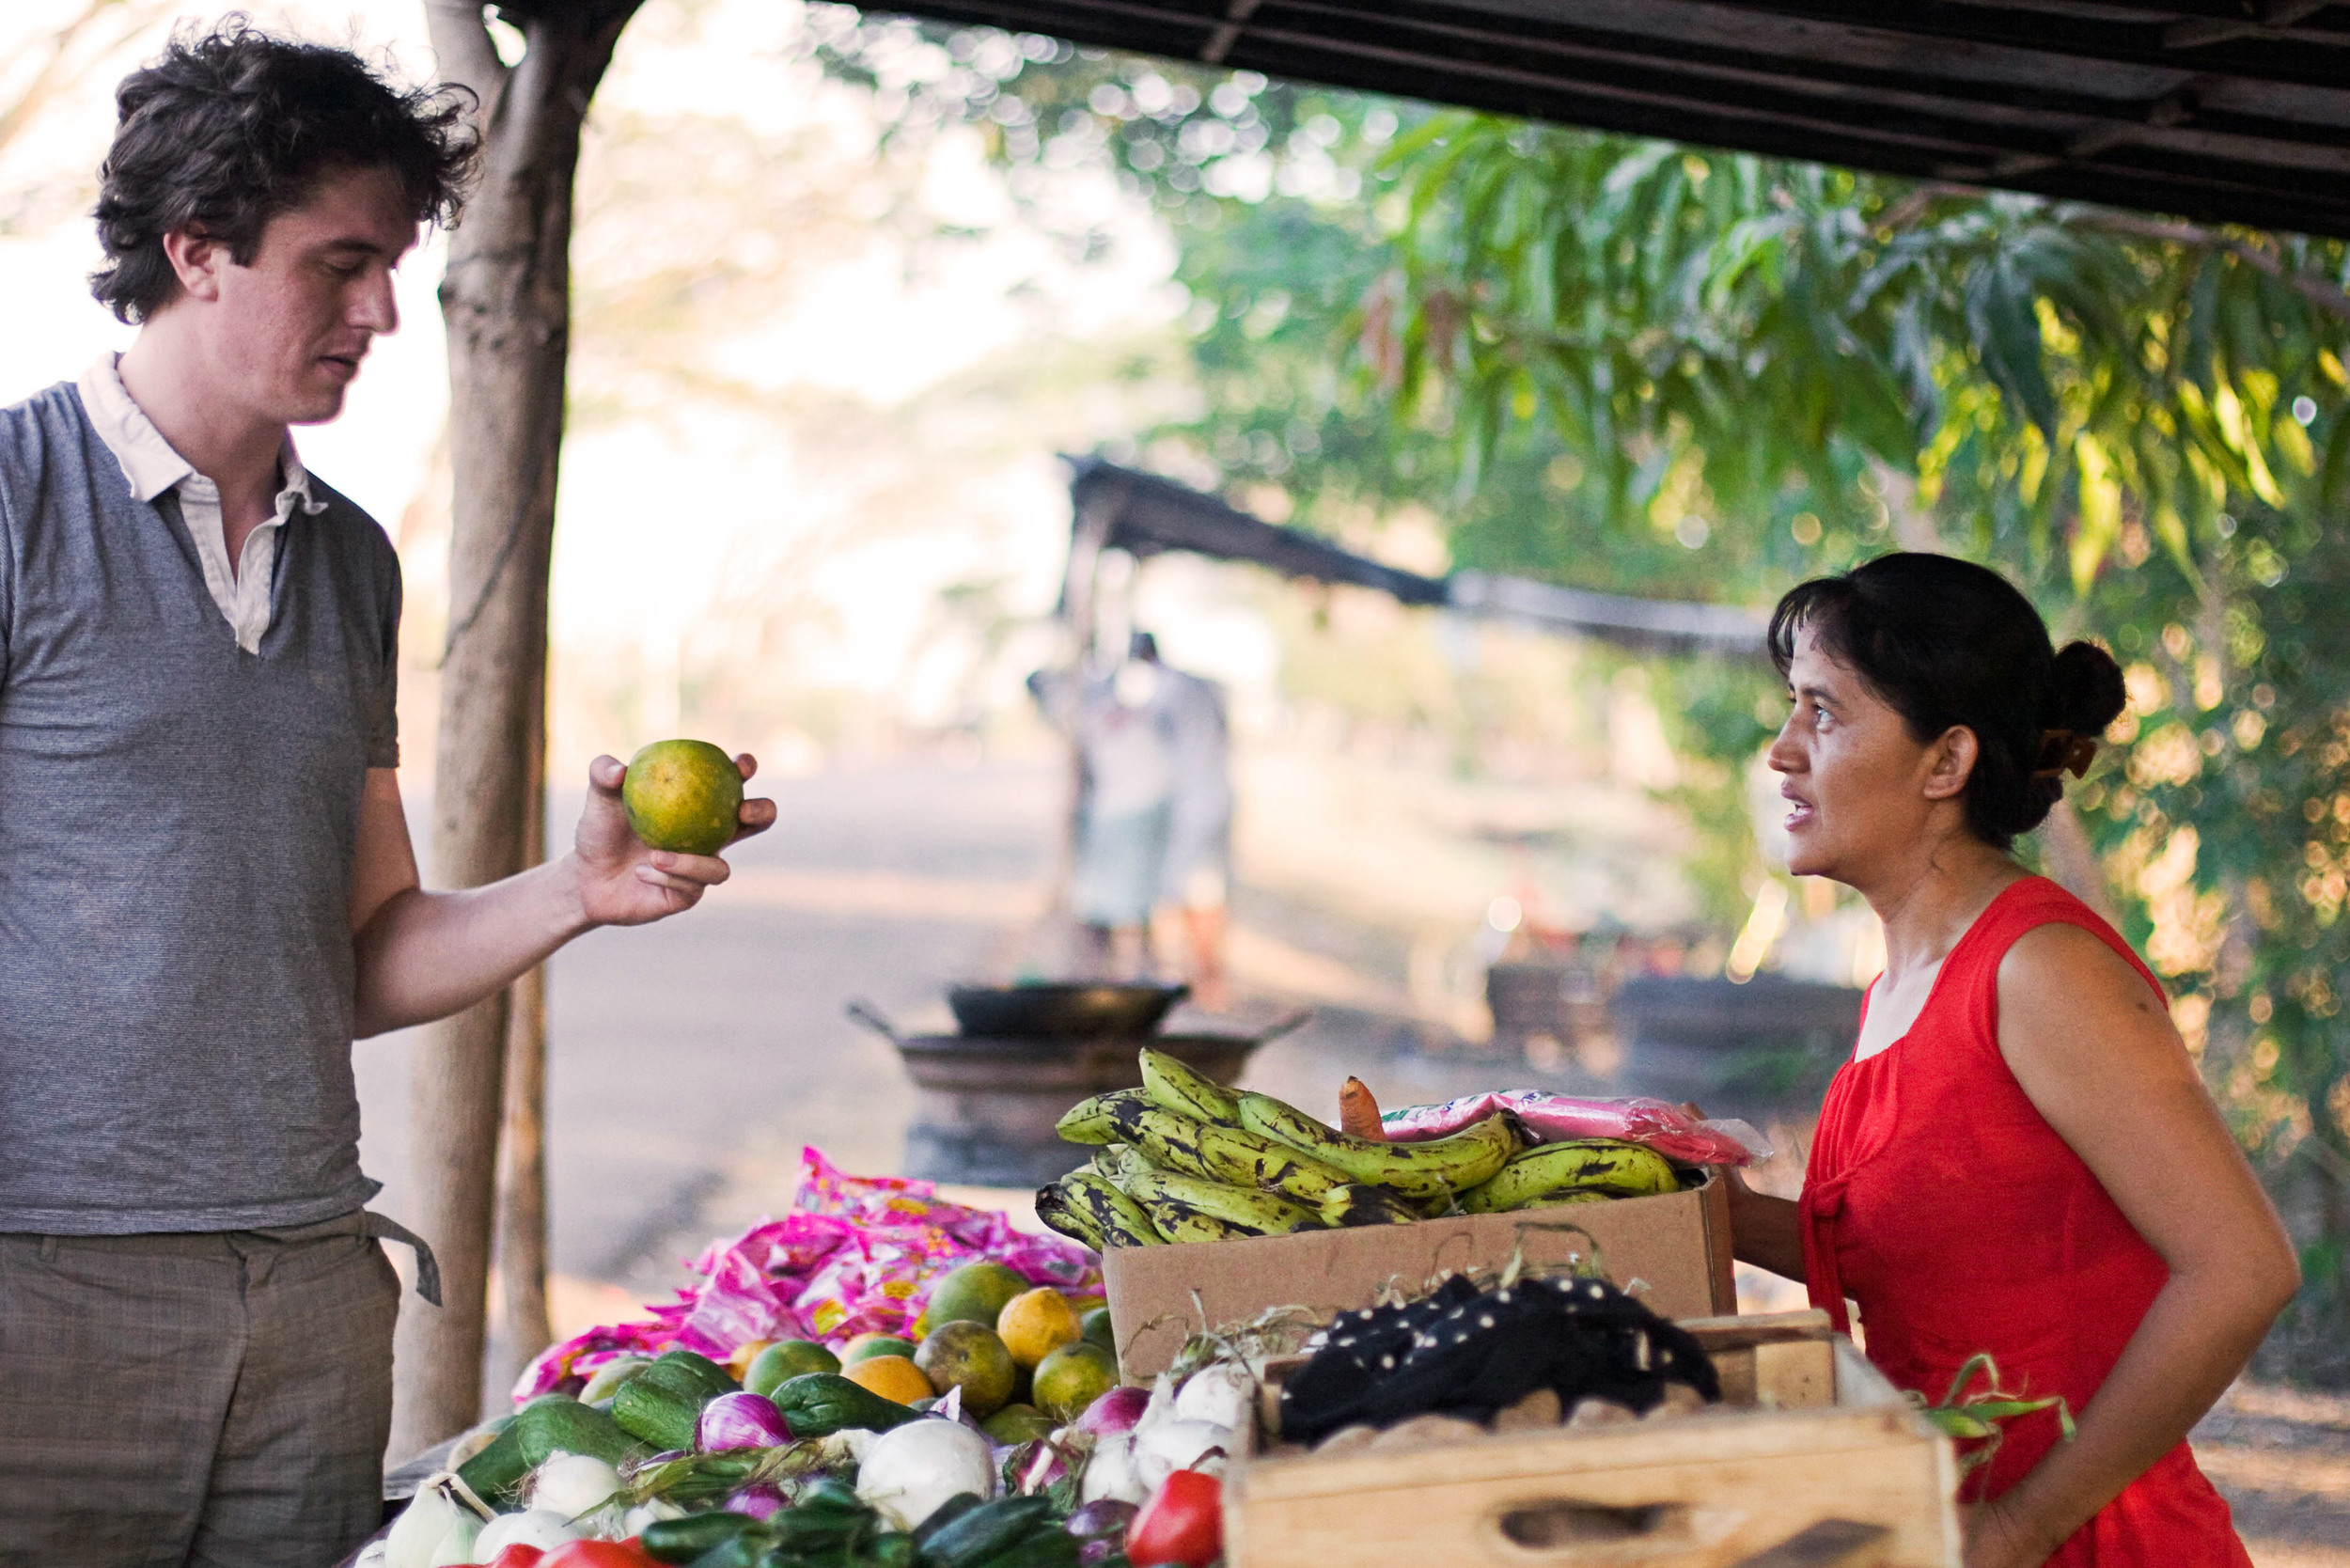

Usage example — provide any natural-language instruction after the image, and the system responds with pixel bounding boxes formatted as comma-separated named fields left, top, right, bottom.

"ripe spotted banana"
left=1034, top=1182, right=1104, bottom=1248
left=1138, top=1046, right=1240, bottom=1124
left=1134, top=1198, right=1258, bottom=1244
left=1236, top=1094, right=1524, bottom=1200
left=1062, top=1170, right=1168, bottom=1247
left=1457, top=1139, right=1681, bottom=1215
left=1318, top=1183, right=1420, bottom=1228
left=1090, top=1143, right=1152, bottom=1184
left=1112, top=1166, right=1324, bottom=1236
left=1058, top=1089, right=1148, bottom=1145
left=1105, top=1097, right=1354, bottom=1203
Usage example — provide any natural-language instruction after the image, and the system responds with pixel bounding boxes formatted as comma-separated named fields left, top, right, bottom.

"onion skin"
left=726, top=1483, right=786, bottom=1520
left=1065, top=1499, right=1138, bottom=1540
left=697, top=1391, right=792, bottom=1451
left=1073, top=1386, right=1150, bottom=1436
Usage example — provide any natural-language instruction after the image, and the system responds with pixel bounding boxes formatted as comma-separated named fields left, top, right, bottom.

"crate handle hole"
left=1496, top=1499, right=1689, bottom=1546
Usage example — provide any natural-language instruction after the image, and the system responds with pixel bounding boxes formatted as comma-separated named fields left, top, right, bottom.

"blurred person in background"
left=1034, top=633, right=1232, bottom=1000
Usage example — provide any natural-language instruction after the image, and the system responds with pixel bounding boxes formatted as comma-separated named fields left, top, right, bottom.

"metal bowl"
left=946, top=980, right=1189, bottom=1040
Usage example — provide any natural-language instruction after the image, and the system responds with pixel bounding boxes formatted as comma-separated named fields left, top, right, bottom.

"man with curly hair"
left=0, top=20, right=776, bottom=1562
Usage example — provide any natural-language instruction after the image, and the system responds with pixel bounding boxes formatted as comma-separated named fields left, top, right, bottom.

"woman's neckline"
left=1846, top=875, right=2045, bottom=1065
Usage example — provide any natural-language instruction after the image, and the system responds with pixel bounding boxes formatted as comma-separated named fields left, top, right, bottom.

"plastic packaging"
left=1378, top=1090, right=1770, bottom=1168
left=512, top=1148, right=1100, bottom=1403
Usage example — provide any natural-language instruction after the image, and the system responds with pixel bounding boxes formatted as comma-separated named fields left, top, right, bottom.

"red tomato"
left=1127, top=1468, right=1223, bottom=1568
left=537, top=1542, right=655, bottom=1568
left=484, top=1549, right=542, bottom=1568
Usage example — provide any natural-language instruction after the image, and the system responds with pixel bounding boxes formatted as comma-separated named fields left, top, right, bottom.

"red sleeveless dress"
left=1800, top=877, right=2248, bottom=1565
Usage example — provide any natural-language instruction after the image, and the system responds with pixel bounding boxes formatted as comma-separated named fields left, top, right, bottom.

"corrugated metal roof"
left=861, top=0, right=2350, bottom=237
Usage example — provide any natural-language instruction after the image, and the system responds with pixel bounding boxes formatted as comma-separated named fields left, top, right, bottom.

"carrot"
left=1339, top=1076, right=1386, bottom=1140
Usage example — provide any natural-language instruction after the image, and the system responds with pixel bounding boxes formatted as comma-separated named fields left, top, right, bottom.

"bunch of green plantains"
left=1036, top=1051, right=1685, bottom=1247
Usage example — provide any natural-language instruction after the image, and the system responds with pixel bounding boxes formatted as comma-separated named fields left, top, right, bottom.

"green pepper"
left=910, top=1494, right=984, bottom=1549
left=641, top=1512, right=758, bottom=1564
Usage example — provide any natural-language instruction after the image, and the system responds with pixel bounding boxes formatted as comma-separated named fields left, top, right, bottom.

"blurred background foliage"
left=794, top=9, right=2350, bottom=1374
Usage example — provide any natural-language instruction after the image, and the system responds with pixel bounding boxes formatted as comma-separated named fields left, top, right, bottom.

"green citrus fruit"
left=1032, top=1341, right=1120, bottom=1422
left=841, top=1334, right=918, bottom=1366
left=981, top=1403, right=1058, bottom=1444
left=915, top=1320, right=1018, bottom=1419
left=1080, top=1307, right=1116, bottom=1354
left=621, top=739, right=743, bottom=855
left=744, top=1340, right=838, bottom=1398
left=925, top=1262, right=1027, bottom=1330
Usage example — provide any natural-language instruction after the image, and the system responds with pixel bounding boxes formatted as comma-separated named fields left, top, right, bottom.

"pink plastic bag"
left=512, top=1146, right=1101, bottom=1403
left=1379, top=1090, right=1770, bottom=1168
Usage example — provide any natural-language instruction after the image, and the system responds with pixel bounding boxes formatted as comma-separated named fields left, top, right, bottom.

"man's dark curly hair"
left=89, top=15, right=478, bottom=323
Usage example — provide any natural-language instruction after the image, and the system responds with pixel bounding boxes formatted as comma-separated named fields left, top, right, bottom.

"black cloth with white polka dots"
left=1278, top=1273, right=1719, bottom=1445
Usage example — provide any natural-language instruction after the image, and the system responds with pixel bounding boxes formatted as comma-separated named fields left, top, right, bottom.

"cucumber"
left=969, top=1530, right=1082, bottom=1568
left=640, top=1512, right=758, bottom=1564
left=917, top=1497, right=1055, bottom=1568
left=870, top=1531, right=920, bottom=1568
left=767, top=1372, right=921, bottom=1437
left=455, top=1397, right=642, bottom=1502
left=910, top=1494, right=984, bottom=1549
left=612, top=1374, right=703, bottom=1453
left=654, top=1347, right=740, bottom=1398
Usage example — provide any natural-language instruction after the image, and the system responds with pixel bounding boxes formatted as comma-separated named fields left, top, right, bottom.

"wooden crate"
left=1224, top=1310, right=1960, bottom=1568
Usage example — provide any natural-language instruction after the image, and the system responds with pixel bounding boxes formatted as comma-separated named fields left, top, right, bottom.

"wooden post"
left=393, top=0, right=641, bottom=1458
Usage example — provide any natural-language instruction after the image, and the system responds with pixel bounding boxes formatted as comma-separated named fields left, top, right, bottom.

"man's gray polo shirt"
left=0, top=379, right=400, bottom=1232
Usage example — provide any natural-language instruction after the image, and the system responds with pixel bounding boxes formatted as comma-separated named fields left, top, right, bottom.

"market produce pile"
left=371, top=1152, right=1235, bottom=1568
left=1038, top=1051, right=1753, bottom=1246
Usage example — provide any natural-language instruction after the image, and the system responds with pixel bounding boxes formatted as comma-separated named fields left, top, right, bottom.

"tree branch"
left=0, top=0, right=175, bottom=160
left=425, top=0, right=509, bottom=123
left=2060, top=210, right=2350, bottom=324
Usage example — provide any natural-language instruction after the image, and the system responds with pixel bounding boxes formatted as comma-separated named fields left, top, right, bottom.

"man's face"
left=202, top=164, right=418, bottom=426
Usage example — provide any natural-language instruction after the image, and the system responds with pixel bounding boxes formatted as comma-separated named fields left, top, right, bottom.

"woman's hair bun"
left=2050, top=640, right=2126, bottom=734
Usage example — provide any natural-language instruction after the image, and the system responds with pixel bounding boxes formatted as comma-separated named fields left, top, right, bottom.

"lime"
left=996, top=1287, right=1082, bottom=1370
left=925, top=1262, right=1027, bottom=1330
left=841, top=1334, right=919, bottom=1366
left=745, top=1340, right=839, bottom=1398
left=915, top=1320, right=1018, bottom=1419
left=1032, top=1341, right=1120, bottom=1422
left=1079, top=1307, right=1117, bottom=1354
left=621, top=739, right=743, bottom=855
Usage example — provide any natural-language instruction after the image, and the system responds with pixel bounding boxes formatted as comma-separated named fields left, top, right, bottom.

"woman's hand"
left=1962, top=1497, right=2048, bottom=1568
left=571, top=751, right=776, bottom=928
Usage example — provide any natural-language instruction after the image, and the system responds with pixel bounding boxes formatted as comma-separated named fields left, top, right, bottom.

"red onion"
left=1065, top=1499, right=1138, bottom=1540
left=726, top=1482, right=786, bottom=1520
left=1073, top=1386, right=1149, bottom=1436
left=697, top=1391, right=791, bottom=1451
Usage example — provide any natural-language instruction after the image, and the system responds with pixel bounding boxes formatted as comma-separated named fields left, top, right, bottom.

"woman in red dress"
left=1727, top=554, right=2299, bottom=1568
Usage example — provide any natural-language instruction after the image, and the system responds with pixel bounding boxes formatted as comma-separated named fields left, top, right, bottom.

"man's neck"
left=117, top=327, right=285, bottom=526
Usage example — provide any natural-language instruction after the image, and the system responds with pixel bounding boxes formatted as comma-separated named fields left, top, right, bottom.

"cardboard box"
left=1225, top=1309, right=1962, bottom=1568
left=1104, top=1172, right=1734, bottom=1377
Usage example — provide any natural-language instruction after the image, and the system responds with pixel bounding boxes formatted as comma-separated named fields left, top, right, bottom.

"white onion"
left=527, top=1451, right=625, bottom=1521
left=621, top=1499, right=687, bottom=1537
left=425, top=1513, right=483, bottom=1568
left=1133, top=1419, right=1233, bottom=1494
left=857, top=1417, right=995, bottom=1530
left=383, top=1479, right=481, bottom=1568
left=1077, top=1432, right=1148, bottom=1506
left=1173, top=1365, right=1254, bottom=1435
left=474, top=1509, right=582, bottom=1557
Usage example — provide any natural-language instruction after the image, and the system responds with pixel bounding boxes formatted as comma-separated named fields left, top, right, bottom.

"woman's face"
left=1768, top=624, right=1972, bottom=882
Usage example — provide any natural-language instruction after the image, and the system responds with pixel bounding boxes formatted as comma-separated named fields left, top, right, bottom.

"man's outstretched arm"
left=348, top=755, right=776, bottom=1037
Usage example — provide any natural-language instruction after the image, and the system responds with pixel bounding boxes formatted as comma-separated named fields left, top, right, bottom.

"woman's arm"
left=1969, top=924, right=2299, bottom=1568
left=1726, top=1172, right=1805, bottom=1281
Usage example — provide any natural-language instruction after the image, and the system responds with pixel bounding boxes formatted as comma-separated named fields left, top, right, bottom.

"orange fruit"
left=996, top=1287, right=1081, bottom=1370
left=915, top=1321, right=1018, bottom=1418
left=843, top=1354, right=935, bottom=1406
left=726, top=1339, right=776, bottom=1380
left=841, top=1333, right=919, bottom=1365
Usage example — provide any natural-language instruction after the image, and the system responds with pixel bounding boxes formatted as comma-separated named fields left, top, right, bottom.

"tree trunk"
left=393, top=0, right=639, bottom=1459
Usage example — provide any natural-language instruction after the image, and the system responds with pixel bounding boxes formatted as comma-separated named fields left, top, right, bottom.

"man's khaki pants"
left=0, top=1213, right=399, bottom=1567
